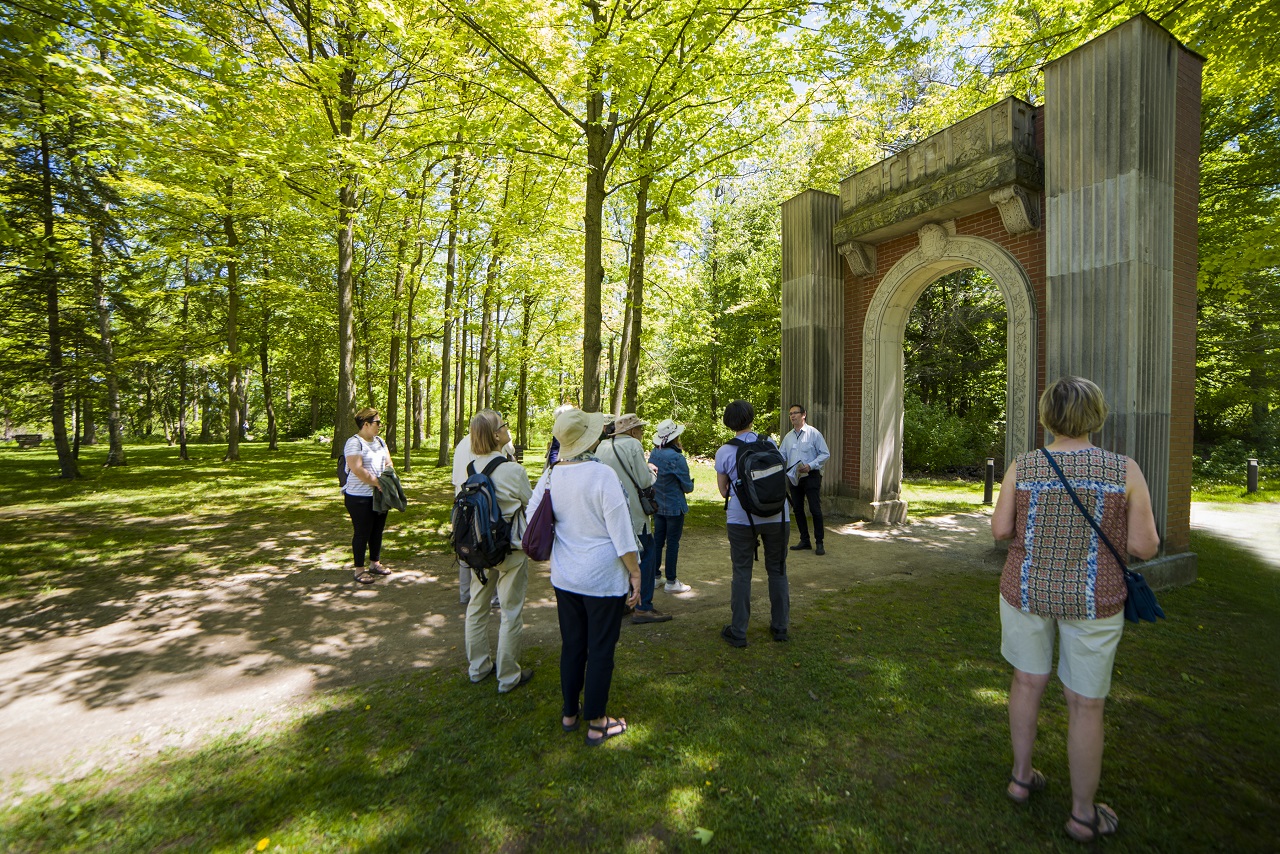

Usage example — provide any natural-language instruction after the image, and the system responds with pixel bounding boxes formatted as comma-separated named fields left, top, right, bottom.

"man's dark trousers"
left=790, top=472, right=823, bottom=546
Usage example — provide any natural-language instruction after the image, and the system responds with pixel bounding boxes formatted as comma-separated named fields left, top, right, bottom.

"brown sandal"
left=369, top=562, right=391, bottom=576
left=354, top=569, right=377, bottom=584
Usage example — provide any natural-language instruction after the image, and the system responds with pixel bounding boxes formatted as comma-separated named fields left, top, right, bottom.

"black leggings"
left=344, top=492, right=388, bottom=567
left=554, top=587, right=626, bottom=721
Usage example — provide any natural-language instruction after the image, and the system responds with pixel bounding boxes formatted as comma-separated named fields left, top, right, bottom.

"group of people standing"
left=338, top=376, right=1159, bottom=843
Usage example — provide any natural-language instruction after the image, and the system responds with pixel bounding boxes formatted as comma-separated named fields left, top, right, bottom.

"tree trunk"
left=386, top=214, right=409, bottom=455
left=436, top=150, right=461, bottom=466
left=260, top=309, right=278, bottom=450
left=222, top=178, right=242, bottom=462
left=517, top=295, right=532, bottom=448
left=37, top=91, right=78, bottom=478
left=622, top=170, right=652, bottom=415
left=478, top=234, right=498, bottom=410
left=91, top=210, right=125, bottom=465
left=200, top=365, right=213, bottom=442
left=330, top=12, right=361, bottom=458
left=455, top=293, right=467, bottom=439
left=178, top=264, right=192, bottom=460
left=81, top=393, right=96, bottom=446
left=414, top=378, right=426, bottom=450
left=580, top=13, right=616, bottom=412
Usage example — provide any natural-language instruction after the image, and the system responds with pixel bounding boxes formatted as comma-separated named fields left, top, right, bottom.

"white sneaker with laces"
left=664, top=580, right=691, bottom=594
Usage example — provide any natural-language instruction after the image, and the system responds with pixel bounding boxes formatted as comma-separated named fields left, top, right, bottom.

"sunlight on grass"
left=970, top=687, right=1008, bottom=706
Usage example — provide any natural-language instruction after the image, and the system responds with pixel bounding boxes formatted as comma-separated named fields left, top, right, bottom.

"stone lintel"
left=833, top=155, right=1041, bottom=247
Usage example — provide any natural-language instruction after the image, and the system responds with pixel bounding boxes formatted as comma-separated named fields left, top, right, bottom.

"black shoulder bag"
left=1038, top=448, right=1164, bottom=624
left=610, top=438, right=658, bottom=516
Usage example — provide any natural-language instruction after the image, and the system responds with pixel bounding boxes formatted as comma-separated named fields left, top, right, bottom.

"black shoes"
left=790, top=542, right=811, bottom=551
left=499, top=668, right=534, bottom=694
left=771, top=628, right=790, bottom=642
left=815, top=543, right=825, bottom=555
left=720, top=625, right=748, bottom=648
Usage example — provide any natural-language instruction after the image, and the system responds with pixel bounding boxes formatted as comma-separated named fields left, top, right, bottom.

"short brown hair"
left=469, top=409, right=504, bottom=455
left=355, top=407, right=380, bottom=427
left=1038, top=377, right=1109, bottom=439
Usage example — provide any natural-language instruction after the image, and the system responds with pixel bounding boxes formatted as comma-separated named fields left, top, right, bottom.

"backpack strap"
left=481, top=456, right=506, bottom=478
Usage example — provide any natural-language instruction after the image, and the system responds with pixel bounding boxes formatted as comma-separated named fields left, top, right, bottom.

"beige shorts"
left=999, top=595, right=1124, bottom=699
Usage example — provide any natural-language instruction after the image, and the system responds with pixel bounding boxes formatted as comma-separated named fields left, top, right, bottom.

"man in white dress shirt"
left=779, top=404, right=830, bottom=555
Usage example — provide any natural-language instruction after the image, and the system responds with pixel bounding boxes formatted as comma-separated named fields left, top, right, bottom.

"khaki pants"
left=464, top=549, right=529, bottom=691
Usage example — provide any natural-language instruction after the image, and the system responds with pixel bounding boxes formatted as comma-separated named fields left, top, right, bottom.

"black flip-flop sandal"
left=585, top=717, right=627, bottom=746
left=1065, top=804, right=1119, bottom=843
left=1007, top=769, right=1047, bottom=804
left=354, top=569, right=377, bottom=584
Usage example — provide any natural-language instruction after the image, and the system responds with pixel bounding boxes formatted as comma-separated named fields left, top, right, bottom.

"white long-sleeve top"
left=526, top=460, right=638, bottom=597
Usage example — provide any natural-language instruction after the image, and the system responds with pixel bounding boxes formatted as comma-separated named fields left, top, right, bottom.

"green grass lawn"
left=1, top=442, right=1277, bottom=852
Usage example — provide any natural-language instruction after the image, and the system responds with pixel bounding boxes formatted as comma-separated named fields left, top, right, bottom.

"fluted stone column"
left=1044, top=15, right=1199, bottom=585
left=780, top=190, right=844, bottom=501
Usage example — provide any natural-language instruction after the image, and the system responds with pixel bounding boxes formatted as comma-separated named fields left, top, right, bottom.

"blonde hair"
left=355, top=407, right=380, bottom=428
left=469, top=409, right=504, bottom=455
left=1038, top=377, right=1109, bottom=439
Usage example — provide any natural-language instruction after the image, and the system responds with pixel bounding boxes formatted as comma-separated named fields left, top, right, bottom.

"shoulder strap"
left=467, top=461, right=477, bottom=477
left=727, top=437, right=746, bottom=447
left=1038, top=448, right=1127, bottom=569
left=481, top=456, right=505, bottom=478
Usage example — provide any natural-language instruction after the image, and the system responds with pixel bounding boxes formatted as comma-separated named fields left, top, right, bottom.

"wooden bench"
left=13, top=434, right=42, bottom=449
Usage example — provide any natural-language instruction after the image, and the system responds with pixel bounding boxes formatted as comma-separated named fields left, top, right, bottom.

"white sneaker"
left=664, top=580, right=691, bottom=593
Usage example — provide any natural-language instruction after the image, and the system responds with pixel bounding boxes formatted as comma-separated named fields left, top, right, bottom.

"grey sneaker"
left=664, top=580, right=691, bottom=593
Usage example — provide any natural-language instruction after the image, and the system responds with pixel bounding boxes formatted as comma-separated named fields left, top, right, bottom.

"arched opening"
left=902, top=267, right=1008, bottom=491
left=860, top=228, right=1037, bottom=521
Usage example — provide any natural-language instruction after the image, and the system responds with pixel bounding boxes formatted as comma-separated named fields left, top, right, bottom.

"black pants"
left=344, top=492, right=388, bottom=567
left=554, top=587, right=625, bottom=721
left=789, top=472, right=824, bottom=544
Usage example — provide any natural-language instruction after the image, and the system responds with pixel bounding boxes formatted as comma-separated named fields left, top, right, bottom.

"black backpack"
left=451, top=458, right=513, bottom=584
left=727, top=436, right=789, bottom=518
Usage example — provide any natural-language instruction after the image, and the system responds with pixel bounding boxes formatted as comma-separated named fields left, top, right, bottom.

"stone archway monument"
left=781, top=15, right=1202, bottom=585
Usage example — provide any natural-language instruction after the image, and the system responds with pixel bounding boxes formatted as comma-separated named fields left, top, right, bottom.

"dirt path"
left=0, top=509, right=1013, bottom=794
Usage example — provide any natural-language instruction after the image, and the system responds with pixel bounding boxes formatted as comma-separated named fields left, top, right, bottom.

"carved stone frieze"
left=990, top=184, right=1041, bottom=234
left=838, top=241, right=876, bottom=277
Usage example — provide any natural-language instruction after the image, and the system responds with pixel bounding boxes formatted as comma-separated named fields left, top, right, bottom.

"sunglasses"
left=369, top=419, right=381, bottom=425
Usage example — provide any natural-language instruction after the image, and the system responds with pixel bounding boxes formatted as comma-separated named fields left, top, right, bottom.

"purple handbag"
left=521, top=469, right=555, bottom=561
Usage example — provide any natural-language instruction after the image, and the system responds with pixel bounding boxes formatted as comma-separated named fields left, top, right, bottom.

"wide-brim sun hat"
left=612, top=413, right=647, bottom=434
left=554, top=409, right=606, bottom=460
left=653, top=419, right=685, bottom=446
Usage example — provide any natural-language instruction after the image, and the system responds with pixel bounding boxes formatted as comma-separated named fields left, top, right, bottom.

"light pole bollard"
left=1247, top=458, right=1259, bottom=494
left=984, top=457, right=995, bottom=505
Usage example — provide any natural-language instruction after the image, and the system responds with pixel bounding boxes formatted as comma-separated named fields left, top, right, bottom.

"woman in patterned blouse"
left=991, top=377, right=1160, bottom=844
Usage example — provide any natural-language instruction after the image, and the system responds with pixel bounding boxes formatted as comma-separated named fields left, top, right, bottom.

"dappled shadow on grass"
left=3, top=539, right=1277, bottom=852
left=0, top=443, right=468, bottom=721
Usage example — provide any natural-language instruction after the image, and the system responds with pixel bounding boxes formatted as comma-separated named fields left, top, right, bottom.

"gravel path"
left=1189, top=502, right=1280, bottom=571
